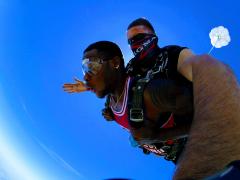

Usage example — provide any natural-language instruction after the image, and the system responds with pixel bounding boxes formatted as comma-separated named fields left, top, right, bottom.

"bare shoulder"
left=177, top=49, right=195, bottom=81
left=177, top=51, right=226, bottom=82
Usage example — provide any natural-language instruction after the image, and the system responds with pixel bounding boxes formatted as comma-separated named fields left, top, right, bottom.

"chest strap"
left=129, top=51, right=169, bottom=128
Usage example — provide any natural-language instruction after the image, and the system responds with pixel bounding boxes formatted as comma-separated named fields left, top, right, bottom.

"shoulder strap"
left=128, top=51, right=169, bottom=128
left=128, top=77, right=149, bottom=128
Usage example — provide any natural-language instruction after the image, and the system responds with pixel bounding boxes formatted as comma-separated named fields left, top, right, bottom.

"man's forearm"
left=131, top=123, right=191, bottom=143
left=174, top=55, right=240, bottom=179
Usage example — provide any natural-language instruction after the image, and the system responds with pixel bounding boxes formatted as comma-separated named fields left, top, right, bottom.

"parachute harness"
left=127, top=51, right=188, bottom=162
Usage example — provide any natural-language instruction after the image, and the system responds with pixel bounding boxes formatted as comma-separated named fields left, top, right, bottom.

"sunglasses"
left=82, top=58, right=109, bottom=75
left=128, top=33, right=154, bottom=45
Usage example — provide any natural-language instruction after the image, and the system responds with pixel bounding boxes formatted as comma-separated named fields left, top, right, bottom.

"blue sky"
left=0, top=0, right=239, bottom=179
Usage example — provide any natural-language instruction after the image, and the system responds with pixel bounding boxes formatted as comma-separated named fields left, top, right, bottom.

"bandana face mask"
left=128, top=33, right=158, bottom=62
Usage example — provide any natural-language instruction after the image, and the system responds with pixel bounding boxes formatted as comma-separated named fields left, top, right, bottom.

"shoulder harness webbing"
left=128, top=51, right=169, bottom=128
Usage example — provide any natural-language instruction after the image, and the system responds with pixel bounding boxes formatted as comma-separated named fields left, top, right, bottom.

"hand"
left=63, top=77, right=89, bottom=93
left=102, top=108, right=115, bottom=121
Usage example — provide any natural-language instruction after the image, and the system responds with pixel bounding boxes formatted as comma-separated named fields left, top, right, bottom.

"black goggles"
left=128, top=33, right=155, bottom=45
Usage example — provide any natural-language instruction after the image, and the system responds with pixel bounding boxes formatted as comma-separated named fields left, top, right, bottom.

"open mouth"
left=85, top=82, right=97, bottom=93
left=86, top=85, right=96, bottom=93
left=90, top=88, right=96, bottom=93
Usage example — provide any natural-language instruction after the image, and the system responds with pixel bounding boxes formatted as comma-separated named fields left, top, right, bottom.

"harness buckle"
left=130, top=108, right=144, bottom=122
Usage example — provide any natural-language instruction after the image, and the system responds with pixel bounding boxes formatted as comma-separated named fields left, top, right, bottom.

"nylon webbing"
left=129, top=51, right=168, bottom=126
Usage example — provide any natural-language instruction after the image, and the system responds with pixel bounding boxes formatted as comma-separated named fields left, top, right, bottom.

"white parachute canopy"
left=208, top=26, right=231, bottom=54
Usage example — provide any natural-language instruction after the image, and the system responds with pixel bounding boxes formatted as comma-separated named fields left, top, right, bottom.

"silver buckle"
left=130, top=108, right=144, bottom=122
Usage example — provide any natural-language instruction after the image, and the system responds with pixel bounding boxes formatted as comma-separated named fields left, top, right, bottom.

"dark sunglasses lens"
left=128, top=33, right=150, bottom=45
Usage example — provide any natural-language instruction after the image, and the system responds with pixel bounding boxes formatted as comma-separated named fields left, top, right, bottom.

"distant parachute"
left=208, top=26, right=231, bottom=54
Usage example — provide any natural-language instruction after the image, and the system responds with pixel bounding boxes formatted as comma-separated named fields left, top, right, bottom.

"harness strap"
left=129, top=77, right=150, bottom=128
left=129, top=51, right=168, bottom=127
left=127, top=49, right=190, bottom=162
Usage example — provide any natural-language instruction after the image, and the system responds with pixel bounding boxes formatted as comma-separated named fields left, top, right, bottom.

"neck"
left=111, top=72, right=127, bottom=102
